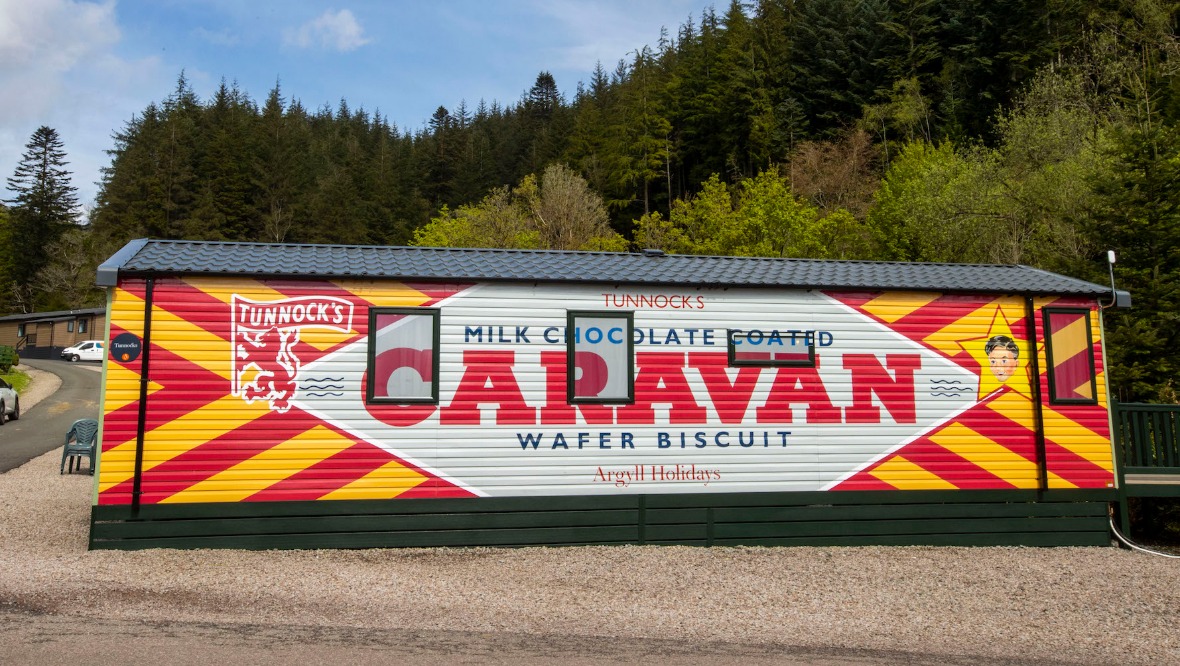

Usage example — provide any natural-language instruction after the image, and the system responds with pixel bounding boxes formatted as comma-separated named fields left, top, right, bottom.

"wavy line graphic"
left=930, top=392, right=963, bottom=397
left=307, top=392, right=345, bottom=397
left=301, top=383, right=345, bottom=390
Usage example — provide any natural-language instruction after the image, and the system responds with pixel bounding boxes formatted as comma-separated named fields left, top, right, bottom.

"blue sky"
left=1, top=0, right=705, bottom=211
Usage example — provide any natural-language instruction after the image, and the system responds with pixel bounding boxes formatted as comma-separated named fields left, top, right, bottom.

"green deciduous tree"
left=412, top=164, right=625, bottom=251
left=635, top=170, right=873, bottom=259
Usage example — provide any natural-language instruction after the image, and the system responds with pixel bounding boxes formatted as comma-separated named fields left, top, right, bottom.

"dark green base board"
left=90, top=489, right=1117, bottom=551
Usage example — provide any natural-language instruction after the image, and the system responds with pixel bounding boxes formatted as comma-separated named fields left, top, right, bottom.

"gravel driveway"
left=1, top=367, right=1177, bottom=665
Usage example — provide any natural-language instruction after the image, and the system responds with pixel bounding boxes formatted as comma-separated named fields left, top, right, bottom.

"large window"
left=566, top=311, right=634, bottom=403
left=1043, top=308, right=1098, bottom=405
left=367, top=308, right=440, bottom=403
left=728, top=328, right=816, bottom=367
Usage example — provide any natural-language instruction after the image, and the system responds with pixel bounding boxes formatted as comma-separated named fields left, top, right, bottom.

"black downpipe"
left=1025, top=296, right=1048, bottom=493
left=131, top=276, right=155, bottom=515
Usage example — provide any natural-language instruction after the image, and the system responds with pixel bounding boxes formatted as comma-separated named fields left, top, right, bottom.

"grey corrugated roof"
left=96, top=238, right=1120, bottom=298
left=0, top=307, right=105, bottom=323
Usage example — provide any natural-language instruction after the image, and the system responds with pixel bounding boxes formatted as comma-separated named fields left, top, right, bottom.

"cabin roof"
left=96, top=238, right=1122, bottom=299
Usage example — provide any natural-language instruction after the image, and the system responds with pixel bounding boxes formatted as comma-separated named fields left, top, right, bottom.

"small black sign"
left=110, top=332, right=142, bottom=363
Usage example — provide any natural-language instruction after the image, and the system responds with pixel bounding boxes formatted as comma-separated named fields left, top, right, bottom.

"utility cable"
left=1109, top=515, right=1180, bottom=559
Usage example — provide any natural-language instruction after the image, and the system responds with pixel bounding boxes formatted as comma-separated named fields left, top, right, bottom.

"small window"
left=567, top=311, right=634, bottom=403
left=16, top=324, right=25, bottom=338
left=367, top=308, right=440, bottom=403
left=67, top=320, right=75, bottom=333
left=78, top=319, right=88, bottom=333
left=728, top=329, right=816, bottom=367
left=1043, top=308, right=1098, bottom=405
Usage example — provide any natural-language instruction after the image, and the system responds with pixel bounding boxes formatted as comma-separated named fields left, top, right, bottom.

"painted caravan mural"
left=97, top=278, right=1114, bottom=506
left=87, top=240, right=1130, bottom=549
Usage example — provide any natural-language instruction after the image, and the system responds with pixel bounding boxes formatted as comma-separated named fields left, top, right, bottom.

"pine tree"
left=4, top=126, right=80, bottom=288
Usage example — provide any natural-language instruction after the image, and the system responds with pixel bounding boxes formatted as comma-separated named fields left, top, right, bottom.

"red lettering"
left=538, top=351, right=615, bottom=425
left=688, top=352, right=762, bottom=424
left=440, top=350, right=536, bottom=425
left=363, top=347, right=437, bottom=427
left=372, top=347, right=432, bottom=394
left=618, top=352, right=707, bottom=425
left=755, top=356, right=841, bottom=424
left=842, top=353, right=921, bottom=424
left=574, top=351, right=609, bottom=397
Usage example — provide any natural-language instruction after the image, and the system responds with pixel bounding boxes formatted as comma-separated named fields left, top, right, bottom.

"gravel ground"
left=1, top=367, right=1178, bottom=665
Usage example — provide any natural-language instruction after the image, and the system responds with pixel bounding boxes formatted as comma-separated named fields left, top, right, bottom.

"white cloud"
left=531, top=0, right=695, bottom=70
left=283, top=9, right=370, bottom=52
left=0, top=0, right=166, bottom=206
left=0, top=0, right=119, bottom=72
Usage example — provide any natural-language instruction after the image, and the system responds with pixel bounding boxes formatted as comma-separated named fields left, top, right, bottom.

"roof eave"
left=96, top=238, right=150, bottom=287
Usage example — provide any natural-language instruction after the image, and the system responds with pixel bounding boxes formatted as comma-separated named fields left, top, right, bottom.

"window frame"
left=565, top=310, right=635, bottom=405
left=67, top=320, right=75, bottom=333
left=727, top=328, right=817, bottom=368
left=78, top=318, right=88, bottom=334
left=366, top=307, right=441, bottom=405
left=1042, top=307, right=1099, bottom=406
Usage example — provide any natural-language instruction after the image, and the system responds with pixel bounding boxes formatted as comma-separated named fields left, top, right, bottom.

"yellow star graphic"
left=961, top=305, right=1033, bottom=400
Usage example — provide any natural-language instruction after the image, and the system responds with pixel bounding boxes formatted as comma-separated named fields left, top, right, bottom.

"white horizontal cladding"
left=295, top=282, right=977, bottom=497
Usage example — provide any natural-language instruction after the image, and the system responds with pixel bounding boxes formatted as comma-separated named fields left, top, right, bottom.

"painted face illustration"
left=988, top=348, right=1017, bottom=382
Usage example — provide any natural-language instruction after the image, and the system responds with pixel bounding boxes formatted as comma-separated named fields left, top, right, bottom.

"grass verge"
left=1, top=367, right=31, bottom=393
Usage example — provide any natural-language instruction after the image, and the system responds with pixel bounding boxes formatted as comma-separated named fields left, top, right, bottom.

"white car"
left=0, top=378, right=17, bottom=424
left=61, top=340, right=105, bottom=362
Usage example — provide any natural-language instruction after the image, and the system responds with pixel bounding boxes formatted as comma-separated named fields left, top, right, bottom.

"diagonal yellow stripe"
left=159, top=425, right=357, bottom=503
left=102, top=362, right=164, bottom=414
left=860, top=291, right=940, bottom=324
left=183, top=277, right=357, bottom=352
left=319, top=460, right=427, bottom=500
left=930, top=423, right=1038, bottom=489
left=989, top=390, right=1112, bottom=473
left=117, top=290, right=234, bottom=381
left=1049, top=316, right=1090, bottom=368
left=331, top=280, right=433, bottom=308
left=869, top=455, right=958, bottom=490
left=110, top=290, right=147, bottom=337
left=1046, top=471, right=1079, bottom=489
left=922, top=298, right=1025, bottom=358
left=1042, top=409, right=1114, bottom=473
left=988, top=391, right=1036, bottom=430
left=98, top=394, right=272, bottom=492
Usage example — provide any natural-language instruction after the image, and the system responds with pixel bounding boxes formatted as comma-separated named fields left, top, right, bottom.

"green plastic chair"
left=61, top=419, right=99, bottom=475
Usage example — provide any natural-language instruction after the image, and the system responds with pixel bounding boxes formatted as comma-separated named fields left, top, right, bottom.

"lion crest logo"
left=231, top=295, right=354, bottom=412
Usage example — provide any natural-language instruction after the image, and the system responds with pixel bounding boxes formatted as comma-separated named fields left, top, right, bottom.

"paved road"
left=0, top=358, right=102, bottom=473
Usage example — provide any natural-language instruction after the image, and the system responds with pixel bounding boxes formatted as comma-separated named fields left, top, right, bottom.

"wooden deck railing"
left=1115, top=403, right=1180, bottom=471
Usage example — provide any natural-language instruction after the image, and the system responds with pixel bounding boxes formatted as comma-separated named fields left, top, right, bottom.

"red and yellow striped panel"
left=829, top=292, right=1114, bottom=491
left=98, top=277, right=475, bottom=506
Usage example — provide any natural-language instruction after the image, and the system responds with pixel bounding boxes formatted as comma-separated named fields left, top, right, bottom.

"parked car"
left=0, top=378, right=17, bottom=424
left=61, top=340, right=105, bottom=362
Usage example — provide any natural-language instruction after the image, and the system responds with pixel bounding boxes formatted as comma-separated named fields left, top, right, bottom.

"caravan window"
left=367, top=308, right=440, bottom=403
left=727, top=329, right=817, bottom=367
left=1043, top=308, right=1098, bottom=405
left=567, top=311, right=634, bottom=404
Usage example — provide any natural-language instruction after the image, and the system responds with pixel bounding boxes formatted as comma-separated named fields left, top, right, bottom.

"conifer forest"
left=2, top=0, right=1179, bottom=405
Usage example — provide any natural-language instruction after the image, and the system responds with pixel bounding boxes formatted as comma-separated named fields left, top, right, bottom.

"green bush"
left=0, top=345, right=16, bottom=373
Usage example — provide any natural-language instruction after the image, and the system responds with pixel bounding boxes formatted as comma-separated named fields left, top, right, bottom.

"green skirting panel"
left=89, top=489, right=1116, bottom=551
